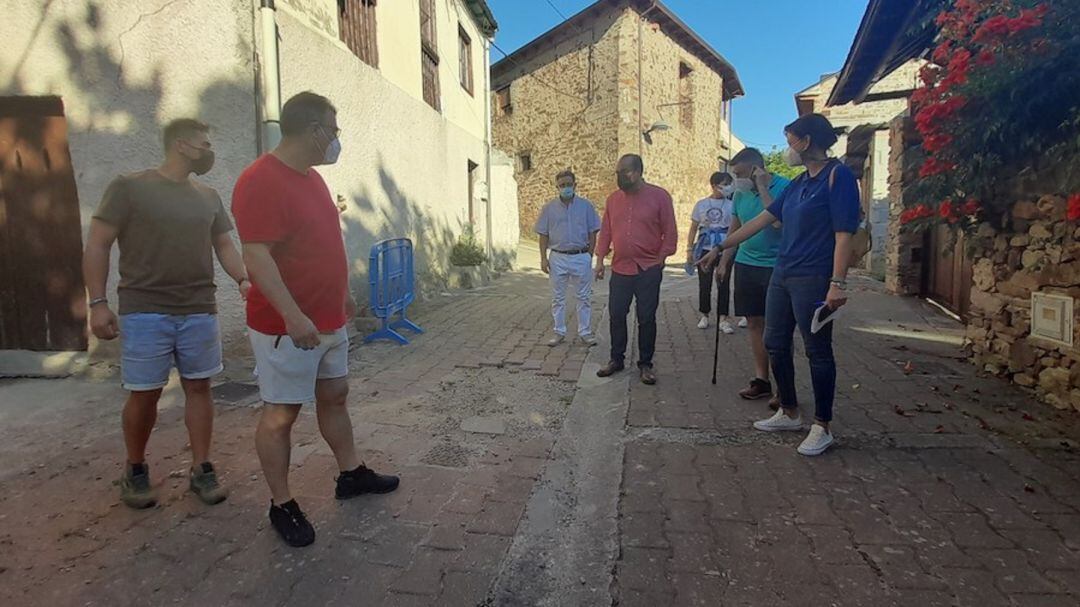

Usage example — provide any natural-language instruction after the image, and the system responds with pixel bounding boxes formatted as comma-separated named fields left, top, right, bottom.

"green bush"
left=450, top=225, right=487, bottom=267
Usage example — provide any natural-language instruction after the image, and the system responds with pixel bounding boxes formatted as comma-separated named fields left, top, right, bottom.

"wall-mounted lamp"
left=642, top=120, right=671, bottom=145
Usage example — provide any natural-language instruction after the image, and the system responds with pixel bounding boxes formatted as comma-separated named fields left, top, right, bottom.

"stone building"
left=1, top=0, right=518, bottom=360
left=794, top=60, right=922, bottom=279
left=491, top=0, right=743, bottom=237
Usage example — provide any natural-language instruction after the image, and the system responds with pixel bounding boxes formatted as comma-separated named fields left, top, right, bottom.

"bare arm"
left=826, top=232, right=854, bottom=310
left=588, top=230, right=597, bottom=258
left=83, top=219, right=120, bottom=339
left=686, top=220, right=700, bottom=261
left=717, top=214, right=741, bottom=276
left=242, top=242, right=319, bottom=348
left=723, top=210, right=776, bottom=250
left=213, top=232, right=250, bottom=300
left=538, top=234, right=550, bottom=274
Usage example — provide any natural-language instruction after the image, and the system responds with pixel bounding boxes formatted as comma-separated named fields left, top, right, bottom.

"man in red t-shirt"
left=232, top=92, right=399, bottom=548
left=594, top=154, right=678, bottom=385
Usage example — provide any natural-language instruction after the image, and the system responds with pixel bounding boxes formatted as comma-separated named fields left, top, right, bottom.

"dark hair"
left=784, top=113, right=840, bottom=151
left=280, top=92, right=337, bottom=136
left=730, top=147, right=765, bottom=168
left=556, top=169, right=576, bottom=183
left=710, top=171, right=732, bottom=186
left=620, top=153, right=644, bottom=173
left=162, top=118, right=209, bottom=152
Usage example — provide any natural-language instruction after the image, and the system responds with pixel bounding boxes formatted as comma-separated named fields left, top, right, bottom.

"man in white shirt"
left=536, top=170, right=602, bottom=346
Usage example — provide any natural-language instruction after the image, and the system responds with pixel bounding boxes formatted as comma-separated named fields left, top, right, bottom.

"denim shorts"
left=119, top=313, right=223, bottom=391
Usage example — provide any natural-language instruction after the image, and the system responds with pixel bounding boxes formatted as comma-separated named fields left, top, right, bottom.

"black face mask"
left=617, top=173, right=636, bottom=191
left=190, top=149, right=215, bottom=176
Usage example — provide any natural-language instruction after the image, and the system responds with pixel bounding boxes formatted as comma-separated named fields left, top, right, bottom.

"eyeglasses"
left=313, top=123, right=341, bottom=138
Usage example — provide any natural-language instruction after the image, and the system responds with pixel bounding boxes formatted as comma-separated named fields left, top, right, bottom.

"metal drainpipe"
left=483, top=38, right=495, bottom=261
left=259, top=0, right=282, bottom=152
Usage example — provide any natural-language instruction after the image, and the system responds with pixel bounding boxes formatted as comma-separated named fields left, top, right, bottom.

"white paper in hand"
left=810, top=303, right=842, bottom=334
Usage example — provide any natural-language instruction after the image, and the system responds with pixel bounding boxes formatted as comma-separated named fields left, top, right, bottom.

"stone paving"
left=614, top=271, right=1080, bottom=606
left=0, top=247, right=594, bottom=607
left=5, top=250, right=1080, bottom=606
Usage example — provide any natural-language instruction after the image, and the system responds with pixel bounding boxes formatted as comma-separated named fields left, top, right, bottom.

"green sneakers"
left=190, top=462, right=228, bottom=505
left=120, top=463, right=158, bottom=510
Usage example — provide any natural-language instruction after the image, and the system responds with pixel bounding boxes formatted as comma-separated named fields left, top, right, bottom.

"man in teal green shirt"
left=716, top=148, right=790, bottom=407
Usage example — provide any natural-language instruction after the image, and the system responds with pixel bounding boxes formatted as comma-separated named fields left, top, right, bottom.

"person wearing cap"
left=699, top=113, right=860, bottom=456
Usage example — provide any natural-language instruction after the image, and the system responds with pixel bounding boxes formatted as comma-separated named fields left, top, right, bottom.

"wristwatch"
left=89, top=297, right=108, bottom=307
left=830, top=279, right=847, bottom=289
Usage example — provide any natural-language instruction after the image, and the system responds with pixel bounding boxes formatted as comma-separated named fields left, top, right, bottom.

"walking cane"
left=711, top=262, right=722, bottom=385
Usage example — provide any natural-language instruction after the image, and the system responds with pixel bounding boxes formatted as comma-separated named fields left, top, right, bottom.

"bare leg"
left=181, top=378, right=213, bottom=466
left=747, top=317, right=769, bottom=381
left=256, top=404, right=302, bottom=504
left=123, top=389, right=163, bottom=464
left=314, top=377, right=361, bottom=472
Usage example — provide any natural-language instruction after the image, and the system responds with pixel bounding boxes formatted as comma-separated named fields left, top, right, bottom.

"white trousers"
left=549, top=252, right=593, bottom=337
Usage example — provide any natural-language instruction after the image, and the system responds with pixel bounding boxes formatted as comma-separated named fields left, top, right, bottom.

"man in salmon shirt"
left=232, top=92, right=399, bottom=548
left=594, top=154, right=678, bottom=385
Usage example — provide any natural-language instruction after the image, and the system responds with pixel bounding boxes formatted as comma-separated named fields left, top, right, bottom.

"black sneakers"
left=269, top=499, right=315, bottom=547
left=335, top=465, right=401, bottom=500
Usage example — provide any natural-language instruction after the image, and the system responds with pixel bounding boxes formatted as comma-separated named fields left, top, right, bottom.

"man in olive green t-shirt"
left=83, top=119, right=249, bottom=509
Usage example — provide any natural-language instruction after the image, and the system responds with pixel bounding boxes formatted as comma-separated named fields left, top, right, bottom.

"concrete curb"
left=490, top=304, right=631, bottom=606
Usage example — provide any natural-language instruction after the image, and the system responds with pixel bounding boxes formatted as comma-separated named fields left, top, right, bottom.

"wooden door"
left=923, top=223, right=972, bottom=319
left=0, top=96, right=87, bottom=351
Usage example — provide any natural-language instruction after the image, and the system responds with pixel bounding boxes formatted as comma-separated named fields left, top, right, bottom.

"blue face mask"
left=559, top=186, right=575, bottom=200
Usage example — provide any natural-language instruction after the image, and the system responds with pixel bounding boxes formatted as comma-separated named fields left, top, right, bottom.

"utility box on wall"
left=1031, top=292, right=1074, bottom=348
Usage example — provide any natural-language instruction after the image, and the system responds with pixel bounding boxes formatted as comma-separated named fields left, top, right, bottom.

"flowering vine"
left=900, top=0, right=1079, bottom=229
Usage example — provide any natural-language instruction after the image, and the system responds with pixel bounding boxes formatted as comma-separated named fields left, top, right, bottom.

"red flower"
left=920, top=157, right=956, bottom=178
left=901, top=204, right=934, bottom=225
left=973, top=15, right=1012, bottom=44
left=976, top=49, right=996, bottom=67
left=923, top=133, right=954, bottom=153
left=1068, top=194, right=1080, bottom=222
left=962, top=199, right=981, bottom=215
left=939, top=199, right=959, bottom=223
left=931, top=41, right=953, bottom=65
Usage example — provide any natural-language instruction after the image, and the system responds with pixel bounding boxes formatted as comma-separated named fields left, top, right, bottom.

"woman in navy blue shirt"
left=701, top=113, right=860, bottom=456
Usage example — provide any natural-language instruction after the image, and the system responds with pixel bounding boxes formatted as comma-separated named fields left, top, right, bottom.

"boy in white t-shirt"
left=686, top=172, right=737, bottom=333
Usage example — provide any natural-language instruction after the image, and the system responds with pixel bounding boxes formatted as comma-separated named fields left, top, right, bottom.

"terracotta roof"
left=492, top=0, right=743, bottom=100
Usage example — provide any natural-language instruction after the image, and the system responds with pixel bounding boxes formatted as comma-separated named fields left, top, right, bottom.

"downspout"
left=259, top=0, right=282, bottom=152
left=483, top=38, right=495, bottom=262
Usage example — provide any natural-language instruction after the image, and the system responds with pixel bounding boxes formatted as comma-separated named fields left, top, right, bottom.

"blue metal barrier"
left=364, top=238, right=424, bottom=345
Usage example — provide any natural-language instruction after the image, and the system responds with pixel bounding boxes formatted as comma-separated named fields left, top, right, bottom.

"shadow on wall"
left=341, top=161, right=516, bottom=306
left=3, top=1, right=255, bottom=356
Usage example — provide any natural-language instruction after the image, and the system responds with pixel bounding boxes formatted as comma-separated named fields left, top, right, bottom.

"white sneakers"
left=547, top=334, right=565, bottom=347
left=797, top=425, right=835, bottom=456
left=753, top=409, right=804, bottom=432
left=697, top=316, right=709, bottom=329
left=753, top=410, right=835, bottom=456
left=738, top=317, right=748, bottom=329
left=719, top=320, right=735, bottom=335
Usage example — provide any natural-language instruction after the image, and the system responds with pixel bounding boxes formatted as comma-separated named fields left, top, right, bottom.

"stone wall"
left=885, top=116, right=925, bottom=295
left=492, top=10, right=624, bottom=236
left=967, top=193, right=1080, bottom=411
left=492, top=6, right=739, bottom=239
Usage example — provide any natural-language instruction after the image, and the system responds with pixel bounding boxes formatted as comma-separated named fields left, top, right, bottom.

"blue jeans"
left=119, top=313, right=223, bottom=391
left=764, top=273, right=835, bottom=423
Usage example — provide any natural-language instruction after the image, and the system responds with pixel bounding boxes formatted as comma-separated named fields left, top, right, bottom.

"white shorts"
left=249, top=327, right=349, bottom=404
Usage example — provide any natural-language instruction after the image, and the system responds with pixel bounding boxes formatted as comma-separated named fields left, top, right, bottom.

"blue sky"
left=486, top=0, right=868, bottom=150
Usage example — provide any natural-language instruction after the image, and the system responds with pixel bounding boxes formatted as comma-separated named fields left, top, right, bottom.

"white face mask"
left=322, top=137, right=342, bottom=165
left=783, top=146, right=804, bottom=167
left=720, top=184, right=735, bottom=198
left=732, top=177, right=754, bottom=193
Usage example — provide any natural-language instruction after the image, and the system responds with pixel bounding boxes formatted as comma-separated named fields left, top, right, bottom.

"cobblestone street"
left=3, top=252, right=1080, bottom=606
left=614, top=272, right=1080, bottom=606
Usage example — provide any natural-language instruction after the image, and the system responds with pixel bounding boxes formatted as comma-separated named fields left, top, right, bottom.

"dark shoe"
left=335, top=465, right=401, bottom=500
left=596, top=361, right=625, bottom=378
left=119, top=463, right=158, bottom=510
left=190, top=462, right=228, bottom=505
left=640, top=366, right=657, bottom=385
left=739, top=378, right=773, bottom=401
left=768, top=395, right=781, bottom=411
left=269, top=499, right=315, bottom=547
